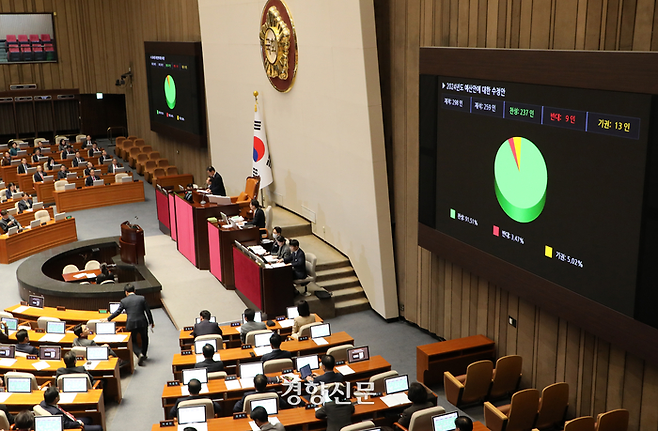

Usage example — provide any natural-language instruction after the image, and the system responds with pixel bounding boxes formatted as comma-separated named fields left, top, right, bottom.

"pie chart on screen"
left=164, top=75, right=176, bottom=109
left=494, top=136, right=548, bottom=223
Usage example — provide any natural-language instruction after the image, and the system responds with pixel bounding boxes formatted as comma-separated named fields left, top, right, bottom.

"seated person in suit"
left=261, top=332, right=292, bottom=362
left=191, top=310, right=223, bottom=337
left=57, top=164, right=70, bottom=180
left=8, top=142, right=18, bottom=156
left=169, top=378, right=221, bottom=419
left=455, top=416, right=474, bottom=431
left=17, top=158, right=30, bottom=174
left=45, top=156, right=56, bottom=171
left=60, top=144, right=73, bottom=159
left=240, top=308, right=267, bottom=344
left=0, top=320, right=9, bottom=343
left=4, top=182, right=19, bottom=200
left=206, top=166, right=226, bottom=196
left=194, top=343, right=224, bottom=372
left=233, top=374, right=289, bottom=413
left=72, top=323, right=118, bottom=358
left=15, top=329, right=38, bottom=355
left=84, top=135, right=94, bottom=148
left=55, top=351, right=96, bottom=385
left=108, top=158, right=122, bottom=174
left=0, top=399, right=14, bottom=427
left=305, top=354, right=344, bottom=384
left=290, top=300, right=316, bottom=340
left=246, top=199, right=265, bottom=228
left=58, top=139, right=69, bottom=152
left=250, top=406, right=285, bottom=431
left=83, top=161, right=95, bottom=177
left=87, top=142, right=100, bottom=156
left=275, top=236, right=291, bottom=262
left=31, top=148, right=42, bottom=163
left=99, top=149, right=110, bottom=164
left=270, top=226, right=283, bottom=254
left=1, top=151, right=12, bottom=166
left=284, top=239, right=307, bottom=280
left=33, top=165, right=45, bottom=182
left=0, top=209, right=22, bottom=233
left=17, top=194, right=33, bottom=213
left=397, top=382, right=434, bottom=428
left=315, top=383, right=354, bottom=431
left=85, top=169, right=100, bottom=186
left=72, top=151, right=85, bottom=167
left=95, top=263, right=113, bottom=284
left=39, top=387, right=102, bottom=431
left=12, top=410, right=32, bottom=431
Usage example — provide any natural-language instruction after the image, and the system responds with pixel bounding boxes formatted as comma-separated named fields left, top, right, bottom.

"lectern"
left=120, top=221, right=145, bottom=264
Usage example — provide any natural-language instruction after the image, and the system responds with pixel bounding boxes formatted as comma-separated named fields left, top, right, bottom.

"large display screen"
left=419, top=75, right=652, bottom=319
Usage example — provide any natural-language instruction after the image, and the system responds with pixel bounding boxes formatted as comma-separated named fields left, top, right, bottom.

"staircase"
left=271, top=206, right=370, bottom=317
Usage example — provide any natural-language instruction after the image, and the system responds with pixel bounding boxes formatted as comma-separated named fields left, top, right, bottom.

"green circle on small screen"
left=164, top=75, right=176, bottom=109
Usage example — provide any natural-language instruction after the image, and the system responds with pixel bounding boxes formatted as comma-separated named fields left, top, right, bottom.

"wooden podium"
left=120, top=221, right=145, bottom=265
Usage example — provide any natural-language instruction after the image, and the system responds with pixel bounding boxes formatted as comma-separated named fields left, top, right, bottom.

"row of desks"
left=35, top=172, right=117, bottom=205
left=16, top=164, right=110, bottom=196
left=0, top=217, right=77, bottom=264
left=1, top=154, right=103, bottom=184
left=5, top=304, right=128, bottom=326
left=53, top=179, right=145, bottom=213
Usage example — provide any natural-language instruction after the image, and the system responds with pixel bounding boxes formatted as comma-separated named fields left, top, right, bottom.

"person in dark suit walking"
left=315, top=383, right=355, bottom=431
left=39, top=387, right=102, bottom=431
left=261, top=333, right=292, bottom=362
left=191, top=310, right=223, bottom=337
left=206, top=166, right=226, bottom=196
left=194, top=343, right=225, bottom=372
left=107, top=284, right=154, bottom=366
left=284, top=239, right=307, bottom=280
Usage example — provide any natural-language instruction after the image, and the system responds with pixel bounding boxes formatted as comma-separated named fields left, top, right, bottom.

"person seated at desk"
left=8, top=142, right=18, bottom=157
left=55, top=351, right=96, bottom=385
left=397, top=382, right=434, bottom=428
left=31, top=148, right=42, bottom=163
left=261, top=332, right=292, bottom=362
left=15, top=329, right=38, bottom=355
left=455, top=416, right=474, bottom=431
left=315, top=383, right=354, bottom=431
left=1, top=151, right=12, bottom=166
left=87, top=142, right=100, bottom=156
left=39, top=387, right=102, bottom=431
left=290, top=300, right=316, bottom=340
left=0, top=320, right=9, bottom=343
left=4, top=183, right=19, bottom=200
left=58, top=139, right=69, bottom=152
left=206, top=166, right=226, bottom=196
left=45, top=156, right=56, bottom=171
left=12, top=410, right=31, bottom=431
left=95, top=263, right=113, bottom=284
left=84, top=135, right=94, bottom=148
left=83, top=161, right=95, bottom=177
left=270, top=226, right=283, bottom=254
left=17, top=194, right=33, bottom=213
left=0, top=398, right=15, bottom=427
left=33, top=165, right=45, bottom=182
left=240, top=308, right=267, bottom=344
left=169, top=378, right=221, bottom=419
left=72, top=323, right=119, bottom=359
left=60, top=144, right=73, bottom=160
left=233, top=374, right=289, bottom=413
left=284, top=239, right=307, bottom=281
left=194, top=343, right=224, bottom=372
left=191, top=310, right=223, bottom=337
left=245, top=199, right=265, bottom=228
left=250, top=406, right=285, bottom=431
left=98, top=149, right=110, bottom=164
left=17, top=158, right=30, bottom=174
left=57, top=164, right=70, bottom=180
left=71, top=151, right=85, bottom=167
left=107, top=158, right=122, bottom=174
left=0, top=209, right=22, bottom=233
left=305, top=355, right=344, bottom=384
left=274, top=236, right=291, bottom=262
left=85, top=169, right=100, bottom=186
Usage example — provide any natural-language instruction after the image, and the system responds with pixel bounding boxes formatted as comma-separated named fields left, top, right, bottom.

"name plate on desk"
left=35, top=328, right=44, bottom=333
left=231, top=321, right=241, bottom=327
left=160, top=420, right=175, bottom=427
left=183, top=326, right=193, bottom=331
left=282, top=368, right=293, bottom=374
left=298, top=336, right=309, bottom=341
left=27, top=355, right=37, bottom=360
left=305, top=403, right=317, bottom=409
left=241, top=344, right=252, bottom=350
left=233, top=412, right=247, bottom=419
left=166, top=381, right=180, bottom=387
left=181, top=350, right=193, bottom=356
left=336, top=360, right=346, bottom=366
left=276, top=316, right=286, bottom=321
left=56, top=306, right=66, bottom=311
left=225, top=375, right=237, bottom=381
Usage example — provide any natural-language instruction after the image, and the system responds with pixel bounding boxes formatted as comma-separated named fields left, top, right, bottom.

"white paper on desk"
left=0, top=358, right=17, bottom=367
left=264, top=255, right=278, bottom=263
left=39, top=333, right=65, bottom=343
left=240, top=377, right=254, bottom=388
left=224, top=379, right=241, bottom=390
left=313, top=337, right=328, bottom=346
left=279, top=373, right=300, bottom=383
left=0, top=392, right=11, bottom=403
left=73, top=273, right=86, bottom=279
left=249, top=418, right=280, bottom=431
left=335, top=365, right=355, bottom=376
left=253, top=346, right=272, bottom=356
left=278, top=320, right=294, bottom=328
left=381, top=393, right=410, bottom=407
left=92, top=334, right=127, bottom=343
left=179, top=423, right=208, bottom=431
left=32, top=360, right=50, bottom=371
left=270, top=262, right=286, bottom=268
left=13, top=305, right=29, bottom=313
left=58, top=393, right=77, bottom=404
left=84, top=361, right=101, bottom=370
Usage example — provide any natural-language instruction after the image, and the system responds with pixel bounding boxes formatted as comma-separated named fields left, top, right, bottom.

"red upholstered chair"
left=29, top=34, right=39, bottom=44
left=17, top=34, right=29, bottom=45
left=40, top=34, right=51, bottom=43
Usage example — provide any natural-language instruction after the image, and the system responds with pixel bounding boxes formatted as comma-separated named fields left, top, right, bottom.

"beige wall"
left=198, top=0, right=399, bottom=318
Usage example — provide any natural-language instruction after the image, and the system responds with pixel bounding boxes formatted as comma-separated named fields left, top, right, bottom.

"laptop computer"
left=1, top=317, right=18, bottom=331
left=61, top=376, right=89, bottom=393
left=0, top=344, right=15, bottom=358
left=64, top=183, right=75, bottom=191
left=34, top=415, right=63, bottom=431
left=195, top=316, right=216, bottom=324
left=7, top=377, right=32, bottom=393
left=250, top=397, right=278, bottom=415
left=46, top=321, right=66, bottom=334
left=182, top=367, right=208, bottom=385
left=431, top=411, right=459, bottom=431
left=194, top=338, right=217, bottom=354
left=253, top=331, right=273, bottom=348
left=347, top=346, right=370, bottom=363
left=295, top=354, right=320, bottom=371
left=92, top=179, right=104, bottom=187
left=86, top=346, right=109, bottom=361
left=310, top=323, right=331, bottom=339
left=239, top=362, right=264, bottom=379
left=39, top=346, right=61, bottom=361
left=94, top=321, right=115, bottom=335
left=28, top=294, right=44, bottom=308
left=299, top=364, right=313, bottom=379
left=177, top=405, right=207, bottom=430
left=286, top=306, right=299, bottom=319
left=385, top=374, right=409, bottom=395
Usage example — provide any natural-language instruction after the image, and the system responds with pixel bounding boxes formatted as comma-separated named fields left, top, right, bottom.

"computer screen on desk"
left=347, top=346, right=370, bottom=364
left=11, top=192, right=23, bottom=199
left=195, top=316, right=216, bottom=324
left=26, top=167, right=36, bottom=175
left=7, top=377, right=32, bottom=393
left=432, top=412, right=459, bottom=431
left=46, top=321, right=65, bottom=334
left=30, top=219, right=41, bottom=229
left=296, top=354, right=319, bottom=371
left=43, top=175, right=54, bottom=182
left=62, top=376, right=88, bottom=393
left=250, top=397, right=278, bottom=415
left=0, top=344, right=15, bottom=358
left=7, top=226, right=18, bottom=235
left=87, top=346, right=109, bottom=361
left=64, top=184, right=75, bottom=191
left=207, top=195, right=231, bottom=205
left=54, top=212, right=66, bottom=221
left=28, top=294, right=44, bottom=308
left=39, top=346, right=61, bottom=361
left=385, top=375, right=409, bottom=395
left=92, top=179, right=104, bottom=187
left=242, top=311, right=262, bottom=323
left=239, top=362, right=263, bottom=379
left=120, top=176, right=133, bottom=183
left=1, top=317, right=18, bottom=331
left=310, top=323, right=331, bottom=339
left=95, top=321, right=115, bottom=335
left=286, top=306, right=299, bottom=319
left=114, top=167, right=125, bottom=173
left=178, top=405, right=206, bottom=426
left=33, top=202, right=44, bottom=210
left=253, top=331, right=273, bottom=348
left=183, top=367, right=208, bottom=385
left=194, top=338, right=217, bottom=354
left=109, top=302, right=124, bottom=314
left=66, top=173, right=76, bottom=180
left=34, top=415, right=63, bottom=431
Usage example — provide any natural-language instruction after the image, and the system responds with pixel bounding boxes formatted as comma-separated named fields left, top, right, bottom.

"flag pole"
left=254, top=91, right=265, bottom=207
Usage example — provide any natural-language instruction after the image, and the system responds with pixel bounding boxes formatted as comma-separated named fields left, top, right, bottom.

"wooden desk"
left=2, top=389, right=106, bottom=431
left=14, top=207, right=54, bottom=227
left=416, top=335, right=495, bottom=386
left=208, top=222, right=260, bottom=289
left=62, top=268, right=102, bottom=282
left=0, top=357, right=122, bottom=403
left=161, top=355, right=391, bottom=419
left=5, top=304, right=128, bottom=326
left=0, top=198, right=21, bottom=212
left=53, top=180, right=145, bottom=213
left=172, top=332, right=355, bottom=380
left=35, top=173, right=117, bottom=205
left=18, top=165, right=109, bottom=195
left=0, top=217, right=78, bottom=264
left=155, top=174, right=194, bottom=190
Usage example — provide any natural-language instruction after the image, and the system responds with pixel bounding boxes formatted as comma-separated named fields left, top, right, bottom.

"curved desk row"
left=0, top=217, right=77, bottom=264
left=53, top=180, right=145, bottom=213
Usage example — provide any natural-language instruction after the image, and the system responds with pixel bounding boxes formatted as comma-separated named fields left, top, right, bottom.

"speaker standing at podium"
left=107, top=284, right=154, bottom=366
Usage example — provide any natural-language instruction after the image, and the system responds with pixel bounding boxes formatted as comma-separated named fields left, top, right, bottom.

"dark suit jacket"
left=232, top=388, right=288, bottom=413
left=85, top=175, right=99, bottom=187
left=33, top=171, right=44, bottom=182
left=108, top=293, right=153, bottom=330
left=0, top=157, right=11, bottom=166
left=99, top=155, right=110, bottom=164
left=0, top=215, right=20, bottom=233
left=209, top=172, right=226, bottom=196
left=314, top=370, right=344, bottom=384
left=194, top=358, right=225, bottom=372
left=72, top=157, right=85, bottom=167
left=84, top=167, right=94, bottom=177
left=397, top=401, right=434, bottom=428
left=108, top=163, right=122, bottom=174
left=251, top=208, right=265, bottom=228
left=261, top=349, right=292, bottom=362
left=169, top=394, right=221, bottom=419
left=17, top=199, right=33, bottom=213
left=58, top=170, right=68, bottom=179
left=87, top=148, right=99, bottom=158
left=315, top=401, right=355, bottom=431
left=0, top=404, right=13, bottom=426
left=39, top=401, right=81, bottom=429
left=191, top=320, right=223, bottom=337
left=3, top=189, right=14, bottom=200
left=17, top=164, right=29, bottom=174
left=285, top=248, right=307, bottom=280
left=55, top=365, right=95, bottom=384
left=32, top=154, right=41, bottom=163
left=15, top=343, right=38, bottom=355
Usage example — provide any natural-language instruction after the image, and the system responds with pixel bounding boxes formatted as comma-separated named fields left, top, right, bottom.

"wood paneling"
left=376, top=0, right=658, bottom=428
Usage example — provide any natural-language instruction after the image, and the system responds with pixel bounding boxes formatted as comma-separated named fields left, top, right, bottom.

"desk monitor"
left=347, top=346, right=370, bottom=364
left=114, top=167, right=126, bottom=173
left=239, top=362, right=264, bottom=379
left=39, top=346, right=61, bottom=361
left=2, top=317, right=18, bottom=331
left=34, top=415, right=63, bottom=431
left=103, top=158, right=112, bottom=165
left=92, top=150, right=102, bottom=156
left=46, top=321, right=65, bottom=334
left=95, top=321, right=115, bottom=335
left=66, top=154, right=75, bottom=160
left=7, top=208, right=17, bottom=216
left=26, top=167, right=36, bottom=175
left=66, top=172, right=77, bottom=180
left=42, top=147, right=51, bottom=153
left=10, top=159, right=20, bottom=166
left=310, top=323, right=331, bottom=339
left=92, top=179, right=104, bottom=187
left=54, top=212, right=66, bottom=221
left=295, top=354, right=320, bottom=371
left=431, top=412, right=459, bottom=431
left=12, top=191, right=23, bottom=199
left=207, top=195, right=231, bottom=205
left=7, top=377, right=32, bottom=393
left=38, top=156, right=48, bottom=161
left=250, top=397, right=278, bottom=415
left=109, top=302, right=125, bottom=314
left=385, top=374, right=409, bottom=395
left=62, top=376, right=88, bottom=393
left=299, top=364, right=312, bottom=379
left=120, top=175, right=133, bottom=183
left=0, top=181, right=3, bottom=189
left=30, top=219, right=41, bottom=229
left=7, top=226, right=18, bottom=235
left=43, top=175, right=54, bottom=182
left=33, top=202, right=44, bottom=210
left=86, top=346, right=109, bottom=361
left=194, top=338, right=217, bottom=354
left=182, top=367, right=208, bottom=385
left=52, top=164, right=62, bottom=170
left=0, top=344, right=15, bottom=358
left=253, top=331, right=273, bottom=348
left=195, top=316, right=216, bottom=324
left=16, top=149, right=26, bottom=156
left=28, top=294, right=44, bottom=308
left=64, top=183, right=75, bottom=191
left=242, top=311, right=262, bottom=323
left=178, top=405, right=207, bottom=426
left=286, top=306, right=299, bottom=319
left=220, top=212, right=229, bottom=225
